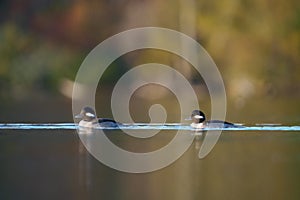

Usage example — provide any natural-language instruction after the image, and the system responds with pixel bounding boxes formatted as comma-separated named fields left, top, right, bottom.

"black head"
left=75, top=106, right=97, bottom=121
left=191, top=110, right=206, bottom=123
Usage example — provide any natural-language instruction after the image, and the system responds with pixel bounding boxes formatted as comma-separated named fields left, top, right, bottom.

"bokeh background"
left=1, top=1, right=300, bottom=200
left=0, top=0, right=300, bottom=124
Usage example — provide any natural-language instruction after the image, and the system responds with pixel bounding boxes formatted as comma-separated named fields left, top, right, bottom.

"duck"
left=75, top=106, right=120, bottom=128
left=190, top=110, right=242, bottom=129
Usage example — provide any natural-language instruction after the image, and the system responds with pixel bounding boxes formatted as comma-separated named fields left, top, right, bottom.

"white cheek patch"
left=85, top=112, right=95, bottom=118
left=194, top=115, right=204, bottom=119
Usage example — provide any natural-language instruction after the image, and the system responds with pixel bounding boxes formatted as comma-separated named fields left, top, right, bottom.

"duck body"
left=75, top=106, right=121, bottom=128
left=98, top=118, right=120, bottom=127
left=190, top=110, right=242, bottom=129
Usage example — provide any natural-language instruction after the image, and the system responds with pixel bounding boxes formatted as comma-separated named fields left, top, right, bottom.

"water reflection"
left=1, top=127, right=300, bottom=199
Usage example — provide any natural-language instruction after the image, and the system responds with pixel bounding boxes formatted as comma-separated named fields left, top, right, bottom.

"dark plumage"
left=75, top=106, right=120, bottom=127
left=190, top=110, right=242, bottom=128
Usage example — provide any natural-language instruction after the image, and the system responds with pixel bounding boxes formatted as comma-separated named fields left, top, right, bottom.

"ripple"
left=0, top=123, right=300, bottom=131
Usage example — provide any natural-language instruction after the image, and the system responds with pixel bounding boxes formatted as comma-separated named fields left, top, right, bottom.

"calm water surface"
left=1, top=127, right=300, bottom=200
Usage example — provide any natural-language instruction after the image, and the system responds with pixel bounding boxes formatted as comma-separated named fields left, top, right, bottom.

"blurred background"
left=0, top=0, right=299, bottom=123
left=1, top=1, right=300, bottom=200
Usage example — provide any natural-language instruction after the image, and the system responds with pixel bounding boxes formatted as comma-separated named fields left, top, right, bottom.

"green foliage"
left=0, top=23, right=81, bottom=98
left=0, top=0, right=299, bottom=99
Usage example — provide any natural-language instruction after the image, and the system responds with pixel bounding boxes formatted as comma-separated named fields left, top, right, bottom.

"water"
left=0, top=124, right=300, bottom=199
left=1, top=123, right=300, bottom=131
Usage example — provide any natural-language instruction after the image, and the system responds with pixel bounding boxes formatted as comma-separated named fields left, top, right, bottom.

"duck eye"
left=85, top=112, right=95, bottom=117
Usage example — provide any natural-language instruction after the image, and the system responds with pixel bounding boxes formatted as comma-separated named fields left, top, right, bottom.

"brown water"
left=1, top=129, right=300, bottom=200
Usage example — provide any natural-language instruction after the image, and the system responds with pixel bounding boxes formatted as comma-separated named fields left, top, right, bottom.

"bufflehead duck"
left=190, top=110, right=241, bottom=129
left=75, top=106, right=120, bottom=128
